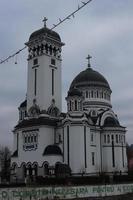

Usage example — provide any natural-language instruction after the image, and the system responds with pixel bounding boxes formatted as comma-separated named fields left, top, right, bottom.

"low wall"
left=0, top=183, right=133, bottom=200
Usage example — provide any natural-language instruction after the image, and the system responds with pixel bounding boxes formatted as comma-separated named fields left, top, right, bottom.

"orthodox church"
left=11, top=21, right=127, bottom=182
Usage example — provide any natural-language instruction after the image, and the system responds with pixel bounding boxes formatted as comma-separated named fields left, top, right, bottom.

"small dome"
left=68, top=88, right=83, bottom=97
left=104, top=117, right=120, bottom=127
left=19, top=100, right=27, bottom=108
left=43, top=145, right=62, bottom=156
left=29, top=27, right=61, bottom=42
left=70, top=68, right=111, bottom=90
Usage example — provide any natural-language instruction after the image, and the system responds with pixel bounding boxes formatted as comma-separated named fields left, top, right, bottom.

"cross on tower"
left=42, top=17, right=48, bottom=28
left=86, top=54, right=92, bottom=68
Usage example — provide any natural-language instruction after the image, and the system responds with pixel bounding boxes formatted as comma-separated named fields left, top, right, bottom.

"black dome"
left=70, top=68, right=111, bottom=90
left=104, top=117, right=120, bottom=127
left=29, top=27, right=61, bottom=42
left=43, top=145, right=62, bottom=156
left=19, top=100, right=27, bottom=108
left=68, top=88, right=83, bottom=97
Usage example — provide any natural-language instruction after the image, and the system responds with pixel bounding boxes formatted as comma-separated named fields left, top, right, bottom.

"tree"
left=0, top=146, right=11, bottom=183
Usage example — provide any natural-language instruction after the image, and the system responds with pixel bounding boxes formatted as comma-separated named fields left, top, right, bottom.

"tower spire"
left=86, top=54, right=92, bottom=68
left=42, top=17, right=48, bottom=28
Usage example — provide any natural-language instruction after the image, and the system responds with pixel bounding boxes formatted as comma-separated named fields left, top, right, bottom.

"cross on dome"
left=86, top=54, right=92, bottom=68
left=43, top=17, right=48, bottom=28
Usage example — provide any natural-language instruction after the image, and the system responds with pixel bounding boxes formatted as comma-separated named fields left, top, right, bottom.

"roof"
left=19, top=100, right=27, bottom=108
left=43, top=145, right=62, bottom=156
left=70, top=67, right=111, bottom=90
left=15, top=117, right=59, bottom=129
left=29, top=27, right=61, bottom=42
left=104, top=117, right=120, bottom=127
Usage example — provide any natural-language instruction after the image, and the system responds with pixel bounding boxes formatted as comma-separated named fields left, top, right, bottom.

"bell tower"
left=25, top=18, right=64, bottom=113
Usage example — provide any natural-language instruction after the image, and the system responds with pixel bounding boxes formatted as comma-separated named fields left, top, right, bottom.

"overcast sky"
left=0, top=0, right=133, bottom=148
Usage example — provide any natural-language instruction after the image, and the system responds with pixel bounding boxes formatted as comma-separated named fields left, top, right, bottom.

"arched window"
left=23, top=165, right=26, bottom=178
left=34, top=164, right=38, bottom=176
left=44, top=163, right=49, bottom=176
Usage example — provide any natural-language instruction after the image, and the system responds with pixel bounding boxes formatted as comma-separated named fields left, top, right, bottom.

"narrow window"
left=28, top=136, right=30, bottom=143
left=116, top=135, right=118, bottom=143
left=91, top=91, right=94, bottom=98
left=104, top=135, right=106, bottom=143
left=97, top=91, right=99, bottom=98
left=69, top=101, right=72, bottom=111
left=34, top=68, right=37, bottom=96
left=119, top=135, right=121, bottom=143
left=107, top=135, right=110, bottom=143
left=31, top=136, right=33, bottom=143
left=86, top=91, right=88, bottom=98
left=24, top=136, right=27, bottom=143
left=52, top=69, right=54, bottom=96
left=101, top=91, right=103, bottom=98
left=92, top=152, right=95, bottom=166
left=112, top=141, right=115, bottom=167
left=111, top=135, right=114, bottom=141
left=75, top=100, right=78, bottom=111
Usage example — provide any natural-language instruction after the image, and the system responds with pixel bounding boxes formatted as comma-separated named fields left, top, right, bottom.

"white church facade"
left=11, top=22, right=127, bottom=182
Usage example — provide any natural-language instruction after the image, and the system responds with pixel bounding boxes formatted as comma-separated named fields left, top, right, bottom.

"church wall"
left=14, top=126, right=55, bottom=167
left=101, top=129, right=127, bottom=174
left=69, top=125, right=86, bottom=174
left=87, top=130, right=101, bottom=174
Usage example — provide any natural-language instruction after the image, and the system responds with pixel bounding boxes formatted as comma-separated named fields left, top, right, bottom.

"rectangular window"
left=23, top=130, right=38, bottom=151
left=92, top=152, right=95, bottom=166
left=51, top=58, right=56, bottom=66
left=33, top=58, right=38, bottom=65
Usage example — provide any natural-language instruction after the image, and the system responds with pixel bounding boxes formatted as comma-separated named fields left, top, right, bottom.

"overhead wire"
left=0, top=0, right=93, bottom=65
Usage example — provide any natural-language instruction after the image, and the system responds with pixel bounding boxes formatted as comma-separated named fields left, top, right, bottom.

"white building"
left=11, top=22, right=127, bottom=182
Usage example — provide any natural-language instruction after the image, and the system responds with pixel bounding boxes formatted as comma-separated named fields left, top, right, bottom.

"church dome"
left=29, top=27, right=61, bottom=42
left=43, top=145, right=62, bottom=156
left=19, top=100, right=27, bottom=108
left=68, top=88, right=83, bottom=97
left=104, top=117, right=120, bottom=127
left=70, top=67, right=111, bottom=90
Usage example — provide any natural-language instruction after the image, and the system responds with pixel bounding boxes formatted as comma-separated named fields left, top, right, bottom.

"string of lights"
left=0, top=0, right=93, bottom=65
